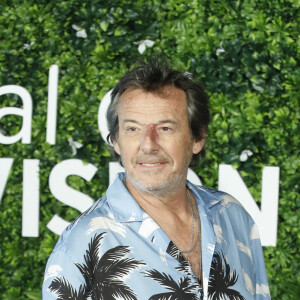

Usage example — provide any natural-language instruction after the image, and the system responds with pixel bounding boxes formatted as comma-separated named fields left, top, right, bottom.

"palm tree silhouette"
left=49, top=232, right=145, bottom=300
left=208, top=251, right=245, bottom=300
left=143, top=241, right=203, bottom=300
left=144, top=269, right=199, bottom=300
left=48, top=277, right=85, bottom=300
left=166, top=241, right=194, bottom=277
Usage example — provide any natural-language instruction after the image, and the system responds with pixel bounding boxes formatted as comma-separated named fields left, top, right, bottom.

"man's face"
left=113, top=85, right=204, bottom=196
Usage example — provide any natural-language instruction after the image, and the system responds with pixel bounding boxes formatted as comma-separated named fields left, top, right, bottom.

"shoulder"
left=192, top=184, right=242, bottom=207
left=192, top=184, right=254, bottom=226
left=53, top=195, right=118, bottom=253
left=43, top=195, right=127, bottom=291
left=193, top=184, right=260, bottom=243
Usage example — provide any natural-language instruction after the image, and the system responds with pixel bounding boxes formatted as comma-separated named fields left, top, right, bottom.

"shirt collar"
left=106, top=172, right=145, bottom=222
left=187, top=181, right=222, bottom=209
left=106, top=172, right=221, bottom=222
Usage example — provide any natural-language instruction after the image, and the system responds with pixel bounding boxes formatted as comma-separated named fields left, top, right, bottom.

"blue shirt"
left=43, top=172, right=270, bottom=299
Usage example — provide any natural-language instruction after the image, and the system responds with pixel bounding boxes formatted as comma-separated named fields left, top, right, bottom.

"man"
left=43, top=60, right=270, bottom=299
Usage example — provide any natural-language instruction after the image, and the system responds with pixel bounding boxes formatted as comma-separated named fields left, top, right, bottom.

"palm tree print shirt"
left=43, top=172, right=271, bottom=300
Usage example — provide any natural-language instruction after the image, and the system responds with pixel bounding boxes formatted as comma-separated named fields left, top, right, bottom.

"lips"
left=139, top=162, right=165, bottom=168
left=141, top=163, right=161, bottom=166
left=137, top=160, right=169, bottom=168
left=136, top=154, right=171, bottom=167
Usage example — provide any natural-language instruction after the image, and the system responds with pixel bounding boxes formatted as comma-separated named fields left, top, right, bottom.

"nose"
left=140, top=125, right=159, bottom=153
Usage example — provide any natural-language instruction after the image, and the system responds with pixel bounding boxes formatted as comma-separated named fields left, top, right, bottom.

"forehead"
left=117, top=85, right=188, bottom=121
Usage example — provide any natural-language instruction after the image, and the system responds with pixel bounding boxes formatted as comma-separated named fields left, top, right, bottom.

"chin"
left=135, top=181, right=165, bottom=192
left=130, top=176, right=180, bottom=196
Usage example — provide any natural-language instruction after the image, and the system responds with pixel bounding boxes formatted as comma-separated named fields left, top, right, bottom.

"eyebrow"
left=122, top=119, right=178, bottom=126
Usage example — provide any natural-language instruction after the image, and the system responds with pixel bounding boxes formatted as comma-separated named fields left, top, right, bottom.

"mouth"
left=138, top=162, right=166, bottom=167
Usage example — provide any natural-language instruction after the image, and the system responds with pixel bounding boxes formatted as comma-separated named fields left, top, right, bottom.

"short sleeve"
left=250, top=223, right=271, bottom=299
left=43, top=248, right=85, bottom=300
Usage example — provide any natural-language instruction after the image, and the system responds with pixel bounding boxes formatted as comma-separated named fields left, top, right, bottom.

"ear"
left=113, top=139, right=121, bottom=155
left=192, top=138, right=205, bottom=155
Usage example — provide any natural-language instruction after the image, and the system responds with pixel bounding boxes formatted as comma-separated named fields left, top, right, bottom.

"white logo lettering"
left=218, top=164, right=279, bottom=246
left=22, top=159, right=40, bottom=237
left=47, top=159, right=97, bottom=235
left=0, top=85, right=32, bottom=144
left=46, top=65, right=59, bottom=144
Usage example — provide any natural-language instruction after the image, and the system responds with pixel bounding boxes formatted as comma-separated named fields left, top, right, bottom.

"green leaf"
left=100, top=21, right=109, bottom=32
left=24, top=290, right=42, bottom=300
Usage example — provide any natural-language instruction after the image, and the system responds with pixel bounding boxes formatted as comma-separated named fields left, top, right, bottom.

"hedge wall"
left=0, top=0, right=299, bottom=299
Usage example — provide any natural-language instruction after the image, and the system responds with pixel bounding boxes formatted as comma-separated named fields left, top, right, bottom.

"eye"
left=126, top=126, right=140, bottom=135
left=128, top=127, right=137, bottom=132
left=161, top=127, right=172, bottom=132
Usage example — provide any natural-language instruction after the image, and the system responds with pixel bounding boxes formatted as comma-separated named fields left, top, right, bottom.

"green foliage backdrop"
left=0, top=0, right=299, bottom=299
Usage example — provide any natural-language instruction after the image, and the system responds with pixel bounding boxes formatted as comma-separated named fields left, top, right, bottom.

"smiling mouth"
left=139, top=162, right=165, bottom=167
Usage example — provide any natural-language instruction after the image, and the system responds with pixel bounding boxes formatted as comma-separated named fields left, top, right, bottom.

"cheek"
left=118, top=140, right=138, bottom=160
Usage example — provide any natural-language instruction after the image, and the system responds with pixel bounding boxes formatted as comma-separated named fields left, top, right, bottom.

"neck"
left=124, top=177, right=191, bottom=222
